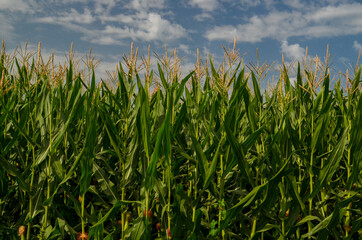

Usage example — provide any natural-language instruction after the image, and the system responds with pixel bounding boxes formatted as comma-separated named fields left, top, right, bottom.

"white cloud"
left=93, top=0, right=117, bottom=14
left=239, top=0, right=262, bottom=7
left=68, top=8, right=94, bottom=24
left=90, top=35, right=121, bottom=45
left=31, top=1, right=186, bottom=46
left=60, top=0, right=90, bottom=3
left=138, top=13, right=186, bottom=41
left=235, top=0, right=275, bottom=9
left=99, top=13, right=136, bottom=24
left=189, top=0, right=219, bottom=11
left=130, top=0, right=166, bottom=10
left=178, top=44, right=191, bottom=55
left=36, top=8, right=95, bottom=24
left=205, top=3, right=362, bottom=42
left=202, top=46, right=210, bottom=58
left=353, top=41, right=362, bottom=52
left=194, top=12, right=213, bottom=21
left=93, top=60, right=119, bottom=81
left=205, top=25, right=238, bottom=42
left=230, top=0, right=352, bottom=11
left=0, top=13, right=15, bottom=40
left=317, top=0, right=354, bottom=6
left=205, top=11, right=303, bottom=42
left=0, top=0, right=34, bottom=13
left=180, top=61, right=196, bottom=75
left=308, top=3, right=362, bottom=22
left=282, top=0, right=304, bottom=8
left=339, top=56, right=349, bottom=64
left=281, top=41, right=305, bottom=61
left=79, top=12, right=187, bottom=45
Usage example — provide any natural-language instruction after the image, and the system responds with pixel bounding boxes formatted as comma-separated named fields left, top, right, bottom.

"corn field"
left=0, top=42, right=361, bottom=240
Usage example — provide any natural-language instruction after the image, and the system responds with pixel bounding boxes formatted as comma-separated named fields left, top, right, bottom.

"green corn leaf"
left=137, top=78, right=151, bottom=160
left=203, top=137, right=223, bottom=190
left=345, top=216, right=362, bottom=240
left=175, top=70, right=194, bottom=104
left=30, top=177, right=46, bottom=219
left=251, top=71, right=262, bottom=105
left=90, top=200, right=141, bottom=230
left=80, top=109, right=97, bottom=195
left=311, top=94, right=333, bottom=152
left=158, top=63, right=169, bottom=90
left=173, top=102, right=187, bottom=135
left=52, top=159, right=64, bottom=180
left=0, top=169, right=8, bottom=198
left=286, top=175, right=307, bottom=214
left=224, top=120, right=254, bottom=187
left=242, top=124, right=265, bottom=152
left=35, top=88, right=82, bottom=165
left=350, top=66, right=361, bottom=99
left=118, top=66, right=130, bottom=110
left=310, top=128, right=348, bottom=199
left=90, top=69, right=96, bottom=96
left=129, top=218, right=146, bottom=240
left=221, top=152, right=290, bottom=229
left=295, top=215, right=321, bottom=227
left=243, top=86, right=258, bottom=132
left=164, top=84, right=173, bottom=165
left=0, top=98, right=39, bottom=147
left=302, top=195, right=355, bottom=238
left=189, top=129, right=207, bottom=180
left=201, top=100, right=216, bottom=148
left=43, top=149, right=84, bottom=206
left=347, top=91, right=362, bottom=189
left=256, top=224, right=280, bottom=233
left=65, top=61, right=73, bottom=90
left=146, top=120, right=165, bottom=191
left=93, top=162, right=119, bottom=204
left=0, top=154, right=29, bottom=192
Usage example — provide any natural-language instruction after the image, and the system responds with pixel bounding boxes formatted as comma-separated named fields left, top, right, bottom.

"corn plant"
left=0, top=42, right=361, bottom=239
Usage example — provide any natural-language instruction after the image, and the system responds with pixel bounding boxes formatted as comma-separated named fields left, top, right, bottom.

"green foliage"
left=0, top=45, right=361, bottom=240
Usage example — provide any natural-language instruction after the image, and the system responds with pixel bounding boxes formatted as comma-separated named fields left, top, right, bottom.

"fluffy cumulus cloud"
left=24, top=0, right=187, bottom=45
left=353, top=41, right=362, bottom=52
left=84, top=12, right=187, bottom=45
left=189, top=0, right=219, bottom=11
left=133, top=13, right=187, bottom=41
left=205, top=3, right=362, bottom=42
left=281, top=41, right=305, bottom=61
left=1, top=0, right=362, bottom=68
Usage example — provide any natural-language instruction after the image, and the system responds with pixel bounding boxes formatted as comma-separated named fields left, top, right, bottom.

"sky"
left=0, top=0, right=362, bottom=83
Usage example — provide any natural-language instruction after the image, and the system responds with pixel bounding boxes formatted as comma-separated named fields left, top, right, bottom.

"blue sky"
left=1, top=0, right=362, bottom=82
